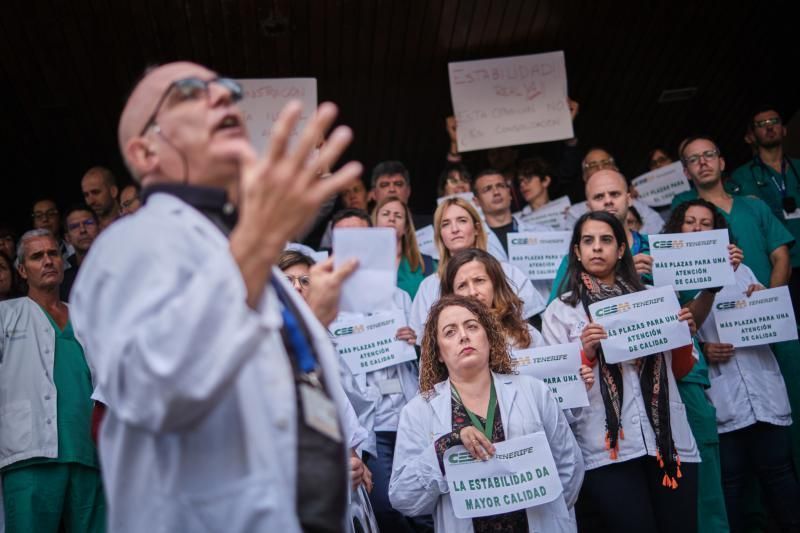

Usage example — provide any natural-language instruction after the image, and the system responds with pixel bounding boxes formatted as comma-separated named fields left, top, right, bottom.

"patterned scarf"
left=579, top=272, right=682, bottom=489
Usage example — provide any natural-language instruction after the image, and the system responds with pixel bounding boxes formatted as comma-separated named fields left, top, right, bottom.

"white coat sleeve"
left=337, top=357, right=378, bottom=457
left=70, top=220, right=281, bottom=432
left=389, top=398, right=448, bottom=517
left=634, top=199, right=665, bottom=234
left=541, top=299, right=576, bottom=346
left=531, top=380, right=585, bottom=508
left=504, top=263, right=546, bottom=317
left=409, top=276, right=436, bottom=345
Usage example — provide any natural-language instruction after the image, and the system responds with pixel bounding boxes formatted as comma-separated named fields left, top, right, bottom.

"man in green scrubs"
left=675, top=136, right=800, bottom=517
left=0, top=230, right=105, bottom=532
left=729, top=105, right=800, bottom=318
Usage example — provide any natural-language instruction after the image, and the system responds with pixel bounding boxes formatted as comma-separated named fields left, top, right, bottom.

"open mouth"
left=214, top=114, right=244, bottom=133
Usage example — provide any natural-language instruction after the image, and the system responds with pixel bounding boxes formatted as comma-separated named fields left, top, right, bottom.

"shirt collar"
left=141, top=183, right=238, bottom=233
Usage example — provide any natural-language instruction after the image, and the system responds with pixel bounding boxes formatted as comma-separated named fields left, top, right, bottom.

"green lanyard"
left=450, top=379, right=497, bottom=440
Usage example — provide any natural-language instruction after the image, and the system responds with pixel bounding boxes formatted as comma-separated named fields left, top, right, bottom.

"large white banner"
left=331, top=311, right=417, bottom=374
left=237, top=78, right=317, bottom=153
left=507, top=231, right=571, bottom=280
left=511, top=343, right=589, bottom=409
left=714, top=286, right=798, bottom=347
left=588, top=286, right=691, bottom=364
left=443, top=433, right=563, bottom=519
left=631, top=161, right=691, bottom=207
left=650, top=229, right=736, bottom=291
left=448, top=51, right=573, bottom=152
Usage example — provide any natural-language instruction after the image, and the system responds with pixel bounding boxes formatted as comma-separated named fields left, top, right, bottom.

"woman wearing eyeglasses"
left=408, top=197, right=545, bottom=342
left=390, top=294, right=583, bottom=532
left=665, top=199, right=800, bottom=532
left=437, top=164, right=473, bottom=198
left=542, top=211, right=700, bottom=532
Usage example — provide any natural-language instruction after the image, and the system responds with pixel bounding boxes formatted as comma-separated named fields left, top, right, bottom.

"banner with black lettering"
left=714, top=286, right=798, bottom=347
left=511, top=343, right=589, bottom=409
left=650, top=229, right=735, bottom=291
left=588, top=286, right=691, bottom=364
left=443, top=433, right=563, bottom=519
left=331, top=311, right=417, bottom=374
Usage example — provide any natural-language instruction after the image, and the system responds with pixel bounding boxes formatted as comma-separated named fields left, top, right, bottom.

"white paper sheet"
left=333, top=227, right=396, bottom=313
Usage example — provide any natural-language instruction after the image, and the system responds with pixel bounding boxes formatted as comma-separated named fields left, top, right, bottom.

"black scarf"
left=578, top=272, right=683, bottom=489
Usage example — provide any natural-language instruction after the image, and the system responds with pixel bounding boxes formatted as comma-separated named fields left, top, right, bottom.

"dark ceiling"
left=1, top=0, right=797, bottom=238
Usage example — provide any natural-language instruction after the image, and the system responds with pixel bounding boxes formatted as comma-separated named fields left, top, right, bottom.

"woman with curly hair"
left=389, top=295, right=584, bottom=532
left=408, top=197, right=545, bottom=341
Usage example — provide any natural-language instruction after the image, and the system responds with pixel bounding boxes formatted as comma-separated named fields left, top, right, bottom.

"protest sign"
left=334, top=227, right=396, bottom=313
left=331, top=311, right=417, bottom=374
left=415, top=225, right=439, bottom=260
left=448, top=51, right=573, bottom=152
left=507, top=231, right=571, bottom=280
left=631, top=161, right=691, bottom=207
left=588, top=286, right=691, bottom=364
left=511, top=343, right=589, bottom=409
left=517, top=196, right=571, bottom=230
left=236, top=78, right=317, bottom=153
left=444, top=433, right=562, bottom=519
left=650, top=229, right=735, bottom=291
left=714, top=286, right=798, bottom=347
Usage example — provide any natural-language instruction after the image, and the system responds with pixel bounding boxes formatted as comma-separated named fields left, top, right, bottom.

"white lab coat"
left=697, top=265, right=792, bottom=433
left=331, top=288, right=419, bottom=433
left=541, top=294, right=700, bottom=470
left=389, top=373, right=583, bottom=532
left=409, top=263, right=545, bottom=345
left=565, top=199, right=664, bottom=235
left=70, top=193, right=352, bottom=533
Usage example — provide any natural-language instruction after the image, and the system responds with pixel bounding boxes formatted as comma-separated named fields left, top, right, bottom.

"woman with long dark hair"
left=542, top=211, right=700, bottom=532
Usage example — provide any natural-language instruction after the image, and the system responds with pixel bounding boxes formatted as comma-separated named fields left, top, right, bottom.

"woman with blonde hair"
left=389, top=295, right=583, bottom=532
left=408, top=197, right=544, bottom=340
left=373, top=195, right=435, bottom=300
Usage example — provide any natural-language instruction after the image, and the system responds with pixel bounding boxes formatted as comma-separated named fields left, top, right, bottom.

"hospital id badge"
left=299, top=383, right=342, bottom=443
left=783, top=209, right=800, bottom=220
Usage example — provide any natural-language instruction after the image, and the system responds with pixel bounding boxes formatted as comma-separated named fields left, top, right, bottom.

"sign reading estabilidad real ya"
left=448, top=51, right=574, bottom=152
left=650, top=229, right=736, bottom=291
left=444, top=433, right=563, bottom=519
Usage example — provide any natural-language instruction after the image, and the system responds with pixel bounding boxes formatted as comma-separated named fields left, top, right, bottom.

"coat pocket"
left=0, top=400, right=32, bottom=456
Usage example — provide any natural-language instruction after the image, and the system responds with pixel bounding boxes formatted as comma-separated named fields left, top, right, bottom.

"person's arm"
left=388, top=400, right=448, bottom=517
left=684, top=290, right=717, bottom=330
left=769, top=244, right=791, bottom=287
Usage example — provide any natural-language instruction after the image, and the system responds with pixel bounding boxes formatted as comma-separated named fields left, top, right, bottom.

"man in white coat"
left=70, top=61, right=364, bottom=532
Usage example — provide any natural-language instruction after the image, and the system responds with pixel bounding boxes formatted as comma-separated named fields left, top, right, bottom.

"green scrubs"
left=397, top=256, right=430, bottom=300
left=2, top=312, right=105, bottom=532
left=670, top=192, right=794, bottom=287
left=731, top=158, right=800, bottom=268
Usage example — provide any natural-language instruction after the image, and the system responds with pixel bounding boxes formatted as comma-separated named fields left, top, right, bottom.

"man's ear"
left=124, top=137, right=159, bottom=178
left=720, top=157, right=726, bottom=173
left=17, top=262, right=27, bottom=280
left=543, top=175, right=552, bottom=188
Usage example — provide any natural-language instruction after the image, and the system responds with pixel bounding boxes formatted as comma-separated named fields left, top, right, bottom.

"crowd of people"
left=1, top=60, right=799, bottom=533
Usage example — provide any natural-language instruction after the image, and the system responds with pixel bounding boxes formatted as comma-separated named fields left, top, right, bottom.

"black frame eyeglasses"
left=139, top=77, right=244, bottom=136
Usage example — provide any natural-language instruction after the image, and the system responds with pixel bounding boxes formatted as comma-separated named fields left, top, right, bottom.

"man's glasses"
left=32, top=208, right=59, bottom=221
left=683, top=149, right=720, bottom=166
left=285, top=275, right=311, bottom=288
left=583, top=158, right=616, bottom=172
left=66, top=219, right=97, bottom=232
left=140, top=77, right=244, bottom=135
left=753, top=117, right=781, bottom=128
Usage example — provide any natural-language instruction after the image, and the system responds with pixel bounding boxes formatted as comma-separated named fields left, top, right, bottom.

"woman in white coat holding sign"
left=541, top=211, right=701, bottom=533
left=409, top=197, right=545, bottom=342
left=390, top=295, right=583, bottom=532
